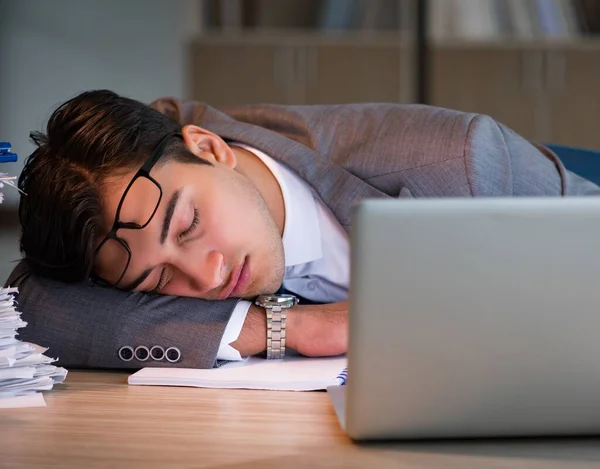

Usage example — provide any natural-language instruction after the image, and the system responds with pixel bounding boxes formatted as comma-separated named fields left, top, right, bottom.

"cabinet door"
left=189, top=41, right=300, bottom=107
left=305, top=43, right=406, bottom=105
left=548, top=48, right=600, bottom=150
left=431, top=47, right=542, bottom=141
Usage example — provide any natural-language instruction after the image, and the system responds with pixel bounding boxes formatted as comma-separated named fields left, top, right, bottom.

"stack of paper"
left=0, top=287, right=67, bottom=408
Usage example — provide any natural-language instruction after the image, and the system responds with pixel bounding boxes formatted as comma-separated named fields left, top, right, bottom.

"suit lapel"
left=202, top=112, right=389, bottom=232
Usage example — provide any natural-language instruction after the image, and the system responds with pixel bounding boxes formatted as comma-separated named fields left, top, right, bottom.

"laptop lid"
left=345, top=197, right=600, bottom=440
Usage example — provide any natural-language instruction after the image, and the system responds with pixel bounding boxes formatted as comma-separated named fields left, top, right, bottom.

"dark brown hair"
left=18, top=89, right=209, bottom=283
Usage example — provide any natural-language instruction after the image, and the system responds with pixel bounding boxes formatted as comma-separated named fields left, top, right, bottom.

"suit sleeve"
left=465, top=115, right=600, bottom=197
left=5, top=261, right=237, bottom=369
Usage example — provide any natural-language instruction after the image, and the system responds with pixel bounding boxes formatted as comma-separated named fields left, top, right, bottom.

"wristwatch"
left=255, top=294, right=298, bottom=359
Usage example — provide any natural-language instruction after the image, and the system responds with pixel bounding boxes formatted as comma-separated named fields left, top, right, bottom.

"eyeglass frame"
left=92, top=132, right=183, bottom=287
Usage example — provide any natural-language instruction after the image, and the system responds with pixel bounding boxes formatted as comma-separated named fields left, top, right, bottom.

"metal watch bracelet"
left=266, top=304, right=286, bottom=359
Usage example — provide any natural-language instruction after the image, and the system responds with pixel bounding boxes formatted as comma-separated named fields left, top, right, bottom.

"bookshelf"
left=189, top=32, right=414, bottom=107
left=188, top=0, right=600, bottom=149
left=189, top=0, right=417, bottom=107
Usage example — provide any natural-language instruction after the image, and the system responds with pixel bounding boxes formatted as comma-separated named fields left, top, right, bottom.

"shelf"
left=430, top=37, right=600, bottom=51
left=191, top=30, right=413, bottom=47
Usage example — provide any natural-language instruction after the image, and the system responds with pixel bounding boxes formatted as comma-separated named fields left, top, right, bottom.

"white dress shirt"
left=217, top=143, right=350, bottom=361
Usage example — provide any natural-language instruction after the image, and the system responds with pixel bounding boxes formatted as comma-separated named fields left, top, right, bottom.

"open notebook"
left=128, top=355, right=347, bottom=391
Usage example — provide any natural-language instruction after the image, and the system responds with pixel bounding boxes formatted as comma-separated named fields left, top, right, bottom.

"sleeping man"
left=7, top=89, right=599, bottom=368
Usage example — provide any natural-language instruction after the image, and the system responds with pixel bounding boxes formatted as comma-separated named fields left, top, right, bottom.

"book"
left=129, top=355, right=347, bottom=392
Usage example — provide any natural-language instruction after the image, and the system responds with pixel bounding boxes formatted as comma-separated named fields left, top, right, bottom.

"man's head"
left=19, top=90, right=284, bottom=299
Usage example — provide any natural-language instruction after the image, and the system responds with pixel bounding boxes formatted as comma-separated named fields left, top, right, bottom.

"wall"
left=0, top=0, right=190, bottom=283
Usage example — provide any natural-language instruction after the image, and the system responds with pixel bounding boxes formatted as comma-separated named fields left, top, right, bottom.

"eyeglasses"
left=92, top=133, right=183, bottom=288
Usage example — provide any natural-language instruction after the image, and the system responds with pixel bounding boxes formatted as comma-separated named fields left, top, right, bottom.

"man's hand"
left=287, top=301, right=348, bottom=357
left=230, top=301, right=348, bottom=358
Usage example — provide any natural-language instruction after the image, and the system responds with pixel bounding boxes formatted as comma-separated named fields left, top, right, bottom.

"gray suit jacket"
left=6, top=100, right=600, bottom=369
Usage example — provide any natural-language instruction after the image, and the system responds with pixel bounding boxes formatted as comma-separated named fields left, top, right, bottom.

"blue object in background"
left=545, top=144, right=600, bottom=187
left=0, top=142, right=18, bottom=163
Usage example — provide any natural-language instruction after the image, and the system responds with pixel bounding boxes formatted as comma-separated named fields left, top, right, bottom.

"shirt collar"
left=230, top=143, right=322, bottom=267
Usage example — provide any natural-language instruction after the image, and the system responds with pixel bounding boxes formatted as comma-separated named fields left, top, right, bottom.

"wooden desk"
left=2, top=371, right=600, bottom=468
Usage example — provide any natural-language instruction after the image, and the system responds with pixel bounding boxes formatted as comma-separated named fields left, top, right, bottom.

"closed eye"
left=149, top=207, right=199, bottom=294
left=179, top=207, right=199, bottom=242
left=150, top=267, right=168, bottom=294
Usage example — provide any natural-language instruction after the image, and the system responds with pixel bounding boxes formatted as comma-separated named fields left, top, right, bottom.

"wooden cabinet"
left=431, top=45, right=542, bottom=141
left=547, top=47, right=600, bottom=150
left=190, top=41, right=296, bottom=107
left=305, top=42, right=407, bottom=104
left=189, top=36, right=410, bottom=107
left=431, top=42, right=600, bottom=149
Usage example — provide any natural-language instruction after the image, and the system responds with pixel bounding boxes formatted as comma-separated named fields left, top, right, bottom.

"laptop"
left=329, top=196, right=600, bottom=441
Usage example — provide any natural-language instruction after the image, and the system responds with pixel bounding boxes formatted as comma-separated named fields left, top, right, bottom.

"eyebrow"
left=161, top=189, right=181, bottom=245
left=119, top=189, right=181, bottom=291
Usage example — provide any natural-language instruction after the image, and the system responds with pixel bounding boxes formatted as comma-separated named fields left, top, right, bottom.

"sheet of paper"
left=0, top=366, right=35, bottom=380
left=0, top=346, right=16, bottom=358
left=0, top=392, right=46, bottom=409
left=12, top=353, right=55, bottom=367
left=0, top=338, right=18, bottom=347
left=0, top=342, right=41, bottom=359
left=0, top=376, right=54, bottom=396
left=129, top=355, right=347, bottom=391
left=0, top=357, right=15, bottom=367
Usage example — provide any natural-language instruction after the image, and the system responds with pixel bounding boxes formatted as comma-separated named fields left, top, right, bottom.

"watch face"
left=255, top=294, right=298, bottom=308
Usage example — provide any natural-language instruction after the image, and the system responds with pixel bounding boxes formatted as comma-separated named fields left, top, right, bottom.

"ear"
left=181, top=125, right=237, bottom=169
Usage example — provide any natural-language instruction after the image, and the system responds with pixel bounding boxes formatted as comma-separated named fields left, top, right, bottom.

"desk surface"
left=2, top=371, right=600, bottom=468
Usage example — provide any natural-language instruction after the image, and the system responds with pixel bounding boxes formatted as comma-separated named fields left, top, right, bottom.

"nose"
left=176, top=249, right=225, bottom=293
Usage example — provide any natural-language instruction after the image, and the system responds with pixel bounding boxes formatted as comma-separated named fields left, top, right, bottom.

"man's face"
left=94, top=127, right=285, bottom=300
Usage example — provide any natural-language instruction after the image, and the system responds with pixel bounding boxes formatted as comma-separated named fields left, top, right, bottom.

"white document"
left=0, top=392, right=46, bottom=408
left=0, top=366, right=35, bottom=380
left=0, top=376, right=54, bottom=396
left=0, top=342, right=42, bottom=359
left=12, top=353, right=55, bottom=367
left=129, top=355, right=347, bottom=391
left=0, top=338, right=18, bottom=347
left=0, top=346, right=17, bottom=358
left=0, top=357, right=15, bottom=367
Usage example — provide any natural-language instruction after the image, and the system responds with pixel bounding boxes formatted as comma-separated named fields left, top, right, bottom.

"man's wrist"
left=284, top=306, right=300, bottom=352
left=230, top=305, right=266, bottom=357
left=229, top=302, right=304, bottom=358
left=255, top=295, right=299, bottom=359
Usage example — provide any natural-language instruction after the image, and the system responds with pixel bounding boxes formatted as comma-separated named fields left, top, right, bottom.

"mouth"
left=218, top=256, right=251, bottom=300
